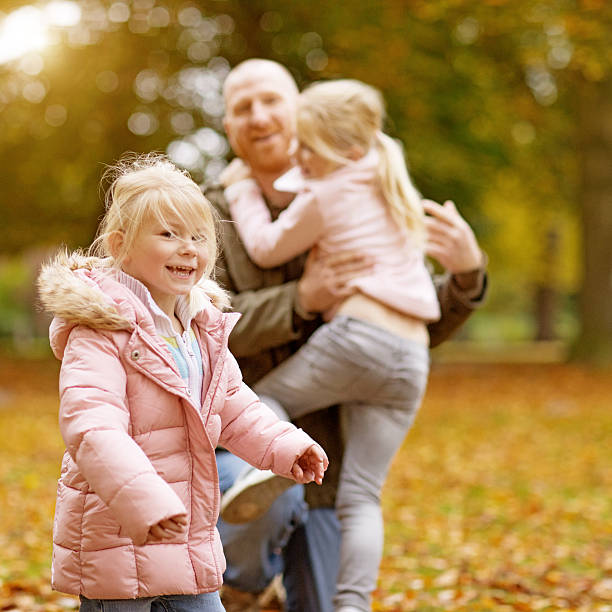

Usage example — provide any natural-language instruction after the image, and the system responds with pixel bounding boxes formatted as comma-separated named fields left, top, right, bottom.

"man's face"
left=223, top=67, right=297, bottom=175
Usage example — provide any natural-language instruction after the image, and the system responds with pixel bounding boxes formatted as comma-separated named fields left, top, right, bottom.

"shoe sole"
left=220, top=473, right=296, bottom=524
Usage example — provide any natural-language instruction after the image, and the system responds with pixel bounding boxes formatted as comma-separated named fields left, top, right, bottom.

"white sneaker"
left=220, top=469, right=296, bottom=524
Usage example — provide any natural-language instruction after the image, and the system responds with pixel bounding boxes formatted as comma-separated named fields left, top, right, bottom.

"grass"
left=0, top=355, right=610, bottom=611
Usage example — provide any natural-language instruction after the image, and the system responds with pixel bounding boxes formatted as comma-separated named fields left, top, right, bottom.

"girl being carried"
left=222, top=79, right=439, bottom=612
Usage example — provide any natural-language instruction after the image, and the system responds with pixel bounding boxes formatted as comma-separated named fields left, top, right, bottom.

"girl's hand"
left=290, top=444, right=329, bottom=485
left=147, top=513, right=188, bottom=542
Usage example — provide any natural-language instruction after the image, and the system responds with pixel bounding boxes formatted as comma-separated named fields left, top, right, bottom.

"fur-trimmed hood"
left=38, top=250, right=230, bottom=359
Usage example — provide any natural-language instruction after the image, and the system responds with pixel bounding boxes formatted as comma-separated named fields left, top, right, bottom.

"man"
left=208, top=59, right=487, bottom=612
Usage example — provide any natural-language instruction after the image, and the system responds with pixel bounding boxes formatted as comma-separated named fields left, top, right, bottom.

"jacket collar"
left=38, top=250, right=237, bottom=360
left=116, top=270, right=194, bottom=339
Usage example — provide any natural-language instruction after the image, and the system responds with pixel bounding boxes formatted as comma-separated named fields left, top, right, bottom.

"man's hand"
left=147, top=513, right=188, bottom=542
left=423, top=199, right=483, bottom=274
left=290, top=443, right=329, bottom=485
left=220, top=158, right=252, bottom=188
left=297, top=248, right=373, bottom=314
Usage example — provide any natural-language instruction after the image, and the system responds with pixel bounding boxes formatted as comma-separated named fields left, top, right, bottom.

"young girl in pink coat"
left=37, top=154, right=327, bottom=611
left=222, top=79, right=438, bottom=612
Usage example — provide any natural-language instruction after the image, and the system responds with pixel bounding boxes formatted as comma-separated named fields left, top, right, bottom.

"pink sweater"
left=227, top=149, right=440, bottom=322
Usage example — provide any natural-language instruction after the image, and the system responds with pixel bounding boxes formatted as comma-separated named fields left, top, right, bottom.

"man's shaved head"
left=223, top=59, right=299, bottom=103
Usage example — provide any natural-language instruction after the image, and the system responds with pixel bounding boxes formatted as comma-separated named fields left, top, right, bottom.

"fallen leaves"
left=0, top=582, right=78, bottom=612
left=0, top=356, right=72, bottom=612
left=378, top=362, right=612, bottom=611
left=0, top=357, right=610, bottom=611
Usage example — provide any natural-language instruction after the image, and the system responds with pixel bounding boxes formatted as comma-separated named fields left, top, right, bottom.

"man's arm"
left=423, top=199, right=488, bottom=347
left=428, top=267, right=488, bottom=348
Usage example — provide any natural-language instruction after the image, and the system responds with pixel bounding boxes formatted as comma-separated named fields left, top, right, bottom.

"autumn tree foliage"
left=0, top=0, right=611, bottom=360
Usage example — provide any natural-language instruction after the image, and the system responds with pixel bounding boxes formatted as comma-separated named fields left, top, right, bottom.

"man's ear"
left=223, top=117, right=242, bottom=158
left=107, top=230, right=126, bottom=262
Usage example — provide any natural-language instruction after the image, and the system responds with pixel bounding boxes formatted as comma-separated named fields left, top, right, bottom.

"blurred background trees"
left=0, top=0, right=610, bottom=363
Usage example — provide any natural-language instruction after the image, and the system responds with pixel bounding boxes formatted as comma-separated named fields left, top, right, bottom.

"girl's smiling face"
left=120, top=213, right=208, bottom=318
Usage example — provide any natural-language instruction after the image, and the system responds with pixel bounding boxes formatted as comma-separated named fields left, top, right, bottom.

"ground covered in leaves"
left=0, top=354, right=610, bottom=611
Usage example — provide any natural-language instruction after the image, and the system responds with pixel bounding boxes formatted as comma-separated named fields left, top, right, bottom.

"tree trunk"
left=573, top=77, right=612, bottom=364
left=535, top=286, right=557, bottom=341
left=534, top=227, right=560, bottom=341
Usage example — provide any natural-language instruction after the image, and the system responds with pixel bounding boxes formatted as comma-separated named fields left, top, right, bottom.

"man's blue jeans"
left=283, top=507, right=341, bottom=612
left=216, top=450, right=340, bottom=612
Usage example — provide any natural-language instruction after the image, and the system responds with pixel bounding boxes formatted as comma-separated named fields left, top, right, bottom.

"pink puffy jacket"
left=38, top=254, right=318, bottom=599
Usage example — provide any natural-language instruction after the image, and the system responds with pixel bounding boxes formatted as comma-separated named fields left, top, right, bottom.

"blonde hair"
left=91, top=152, right=229, bottom=309
left=297, top=79, right=424, bottom=236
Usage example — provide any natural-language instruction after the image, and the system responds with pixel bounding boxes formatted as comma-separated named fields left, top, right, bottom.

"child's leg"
left=230, top=318, right=371, bottom=526
left=254, top=318, right=377, bottom=419
left=333, top=328, right=429, bottom=610
left=258, top=316, right=430, bottom=610
left=229, top=321, right=364, bottom=532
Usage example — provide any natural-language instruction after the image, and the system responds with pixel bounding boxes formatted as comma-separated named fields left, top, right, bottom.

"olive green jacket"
left=208, top=185, right=487, bottom=506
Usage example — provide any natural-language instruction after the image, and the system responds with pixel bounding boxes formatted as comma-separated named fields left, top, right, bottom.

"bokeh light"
left=127, top=111, right=158, bottom=136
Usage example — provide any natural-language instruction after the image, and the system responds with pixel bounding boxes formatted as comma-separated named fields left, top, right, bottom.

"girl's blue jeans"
left=79, top=592, right=224, bottom=612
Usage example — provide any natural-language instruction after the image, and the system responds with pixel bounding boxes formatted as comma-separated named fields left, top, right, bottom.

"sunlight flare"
left=0, top=1, right=81, bottom=65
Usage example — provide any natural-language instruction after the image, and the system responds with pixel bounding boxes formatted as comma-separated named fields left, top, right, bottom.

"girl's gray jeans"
left=255, top=315, right=429, bottom=611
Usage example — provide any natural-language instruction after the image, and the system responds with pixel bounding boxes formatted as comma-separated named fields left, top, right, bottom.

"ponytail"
left=375, top=131, right=425, bottom=240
